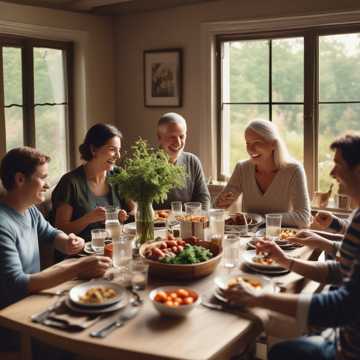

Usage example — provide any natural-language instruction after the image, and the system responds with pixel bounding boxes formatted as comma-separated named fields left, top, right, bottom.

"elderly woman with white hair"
left=215, top=119, right=311, bottom=228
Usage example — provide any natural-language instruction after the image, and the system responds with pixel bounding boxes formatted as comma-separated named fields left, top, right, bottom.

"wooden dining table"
left=0, top=245, right=320, bottom=360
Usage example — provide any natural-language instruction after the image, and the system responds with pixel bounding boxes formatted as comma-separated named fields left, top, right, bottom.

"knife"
left=90, top=305, right=140, bottom=338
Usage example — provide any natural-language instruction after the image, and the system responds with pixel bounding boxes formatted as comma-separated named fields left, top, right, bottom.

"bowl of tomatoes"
left=149, top=286, right=200, bottom=317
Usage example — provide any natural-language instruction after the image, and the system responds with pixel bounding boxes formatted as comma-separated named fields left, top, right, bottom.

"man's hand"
left=76, top=256, right=112, bottom=279
left=66, top=233, right=85, bottom=255
left=87, top=206, right=107, bottom=224
left=215, top=191, right=238, bottom=208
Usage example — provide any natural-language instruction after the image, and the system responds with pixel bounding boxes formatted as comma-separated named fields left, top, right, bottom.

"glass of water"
left=112, top=234, right=133, bottom=269
left=209, top=208, right=225, bottom=241
left=265, top=213, right=282, bottom=240
left=223, top=234, right=240, bottom=268
left=184, top=202, right=202, bottom=215
left=91, top=228, right=107, bottom=253
left=171, top=201, right=183, bottom=219
left=130, top=259, right=149, bottom=291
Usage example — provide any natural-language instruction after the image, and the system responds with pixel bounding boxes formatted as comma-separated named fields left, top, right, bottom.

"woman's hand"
left=118, top=209, right=129, bottom=223
left=311, top=211, right=334, bottom=229
left=76, top=256, right=112, bottom=279
left=255, top=239, right=291, bottom=268
left=87, top=206, right=107, bottom=224
left=221, top=282, right=260, bottom=307
left=65, top=233, right=85, bottom=254
left=214, top=191, right=238, bottom=208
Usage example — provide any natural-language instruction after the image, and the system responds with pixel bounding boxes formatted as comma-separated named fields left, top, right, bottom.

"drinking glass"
left=171, top=201, right=183, bottom=218
left=208, top=208, right=225, bottom=241
left=112, top=234, right=133, bottom=269
left=336, top=193, right=351, bottom=210
left=184, top=202, right=202, bottom=215
left=91, top=228, right=107, bottom=253
left=223, top=234, right=240, bottom=268
left=105, top=206, right=122, bottom=241
left=130, top=259, right=149, bottom=291
left=265, top=214, right=282, bottom=240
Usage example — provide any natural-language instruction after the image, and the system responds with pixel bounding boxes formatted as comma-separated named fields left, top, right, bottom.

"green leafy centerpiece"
left=109, top=139, right=186, bottom=245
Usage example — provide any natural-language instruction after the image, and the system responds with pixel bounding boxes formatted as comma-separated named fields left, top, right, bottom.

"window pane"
left=319, top=33, right=360, bottom=102
left=35, top=105, right=67, bottom=184
left=2, top=47, right=23, bottom=106
left=318, top=103, right=360, bottom=191
left=34, top=48, right=66, bottom=104
left=227, top=40, right=269, bottom=103
left=272, top=105, right=304, bottom=163
left=272, top=38, right=304, bottom=102
left=5, top=107, right=23, bottom=150
left=222, top=104, right=268, bottom=176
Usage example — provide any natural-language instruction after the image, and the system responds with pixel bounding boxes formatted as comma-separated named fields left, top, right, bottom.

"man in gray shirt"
left=154, top=112, right=210, bottom=210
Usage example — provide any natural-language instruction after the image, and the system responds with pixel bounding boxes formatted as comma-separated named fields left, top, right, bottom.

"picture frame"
left=144, top=48, right=183, bottom=107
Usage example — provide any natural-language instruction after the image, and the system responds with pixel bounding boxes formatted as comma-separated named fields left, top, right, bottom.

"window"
left=217, top=27, right=360, bottom=196
left=0, top=36, right=73, bottom=184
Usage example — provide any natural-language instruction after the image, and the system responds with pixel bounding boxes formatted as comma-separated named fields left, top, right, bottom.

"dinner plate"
left=69, top=280, right=125, bottom=308
left=64, top=294, right=128, bottom=314
left=255, top=227, right=299, bottom=239
left=241, top=250, right=284, bottom=269
left=225, top=213, right=263, bottom=234
left=247, top=238, right=300, bottom=251
left=213, top=288, right=244, bottom=308
left=214, top=272, right=273, bottom=293
left=243, top=263, right=289, bottom=276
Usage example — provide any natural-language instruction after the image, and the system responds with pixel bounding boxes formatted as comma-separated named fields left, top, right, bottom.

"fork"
left=31, top=295, right=65, bottom=323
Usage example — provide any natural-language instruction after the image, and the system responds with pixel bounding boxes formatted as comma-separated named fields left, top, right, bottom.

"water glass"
left=171, top=201, right=183, bottom=218
left=265, top=214, right=282, bottom=240
left=91, top=228, right=107, bottom=253
left=105, top=206, right=122, bottom=241
left=112, top=234, right=133, bottom=269
left=184, top=202, right=202, bottom=215
left=223, top=234, right=240, bottom=268
left=130, top=259, right=149, bottom=291
left=208, top=208, right=225, bottom=241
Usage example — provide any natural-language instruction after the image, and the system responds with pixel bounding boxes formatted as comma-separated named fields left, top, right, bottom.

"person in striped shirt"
left=222, top=133, right=360, bottom=360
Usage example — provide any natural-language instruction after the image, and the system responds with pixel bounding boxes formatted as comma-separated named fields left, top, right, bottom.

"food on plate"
left=253, top=254, right=274, bottom=265
left=143, top=235, right=213, bottom=264
left=228, top=276, right=262, bottom=289
left=279, top=228, right=298, bottom=240
left=225, top=213, right=256, bottom=226
left=79, top=287, right=117, bottom=304
left=154, top=210, right=171, bottom=221
left=176, top=214, right=208, bottom=223
left=154, top=288, right=198, bottom=307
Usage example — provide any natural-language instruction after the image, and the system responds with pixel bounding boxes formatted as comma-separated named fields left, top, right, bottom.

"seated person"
left=312, top=210, right=349, bottom=233
left=215, top=119, right=311, bottom=228
left=222, top=133, right=360, bottom=360
left=0, top=146, right=111, bottom=354
left=155, top=112, right=210, bottom=210
left=52, top=123, right=129, bottom=241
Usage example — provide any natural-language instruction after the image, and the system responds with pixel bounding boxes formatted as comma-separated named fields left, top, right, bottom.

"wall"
left=0, top=1, right=116, bottom=164
left=115, top=0, right=360, bottom=175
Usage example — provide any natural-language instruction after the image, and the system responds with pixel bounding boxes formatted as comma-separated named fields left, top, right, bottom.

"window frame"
left=216, top=24, right=360, bottom=195
left=0, top=34, right=75, bottom=171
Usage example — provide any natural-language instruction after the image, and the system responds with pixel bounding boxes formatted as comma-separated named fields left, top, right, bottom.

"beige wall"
left=115, top=0, right=360, bottom=175
left=0, top=0, right=116, bottom=164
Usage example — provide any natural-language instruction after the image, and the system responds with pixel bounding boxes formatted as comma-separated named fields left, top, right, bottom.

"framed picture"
left=144, top=48, right=182, bottom=107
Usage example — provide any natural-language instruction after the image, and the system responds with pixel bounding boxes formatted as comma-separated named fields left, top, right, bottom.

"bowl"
left=225, top=212, right=263, bottom=231
left=149, top=286, right=200, bottom=317
left=139, top=240, right=222, bottom=280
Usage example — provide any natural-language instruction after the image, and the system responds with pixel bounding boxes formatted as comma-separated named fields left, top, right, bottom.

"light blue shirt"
left=0, top=202, right=61, bottom=309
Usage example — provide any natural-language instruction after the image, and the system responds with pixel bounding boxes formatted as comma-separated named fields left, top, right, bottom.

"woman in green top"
left=52, top=123, right=129, bottom=241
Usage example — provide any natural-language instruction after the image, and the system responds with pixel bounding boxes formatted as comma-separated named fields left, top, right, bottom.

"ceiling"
left=1, top=0, right=220, bottom=15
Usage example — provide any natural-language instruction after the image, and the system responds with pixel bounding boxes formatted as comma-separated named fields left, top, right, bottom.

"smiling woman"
left=51, top=123, right=130, bottom=241
left=215, top=119, right=311, bottom=228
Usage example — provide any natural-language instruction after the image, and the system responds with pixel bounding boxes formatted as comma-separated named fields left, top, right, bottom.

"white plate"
left=242, top=250, right=284, bottom=269
left=64, top=295, right=128, bottom=314
left=255, top=227, right=299, bottom=239
left=214, top=271, right=273, bottom=293
left=69, top=280, right=125, bottom=308
left=247, top=238, right=300, bottom=251
left=243, top=263, right=289, bottom=276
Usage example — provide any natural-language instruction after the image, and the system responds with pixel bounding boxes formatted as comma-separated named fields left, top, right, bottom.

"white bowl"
left=149, top=286, right=200, bottom=317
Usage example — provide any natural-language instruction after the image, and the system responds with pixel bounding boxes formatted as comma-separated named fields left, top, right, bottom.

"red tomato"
left=154, top=291, right=168, bottom=303
left=183, top=297, right=194, bottom=305
left=176, top=289, right=189, bottom=298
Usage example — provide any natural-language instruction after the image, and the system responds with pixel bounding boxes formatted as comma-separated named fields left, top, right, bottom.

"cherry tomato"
left=176, top=289, right=189, bottom=298
left=154, top=291, right=167, bottom=303
left=183, top=297, right=194, bottom=305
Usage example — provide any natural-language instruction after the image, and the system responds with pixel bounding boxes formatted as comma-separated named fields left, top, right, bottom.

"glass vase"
left=135, top=201, right=155, bottom=245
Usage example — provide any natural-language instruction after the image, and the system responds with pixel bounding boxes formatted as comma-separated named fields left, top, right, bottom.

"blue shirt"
left=0, top=202, right=61, bottom=309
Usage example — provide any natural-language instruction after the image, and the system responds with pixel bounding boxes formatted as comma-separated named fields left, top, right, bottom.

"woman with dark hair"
left=52, top=123, right=129, bottom=241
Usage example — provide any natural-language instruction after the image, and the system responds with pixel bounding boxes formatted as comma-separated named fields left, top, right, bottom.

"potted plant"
left=109, top=139, right=186, bottom=245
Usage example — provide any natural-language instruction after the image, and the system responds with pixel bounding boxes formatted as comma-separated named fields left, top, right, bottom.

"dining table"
left=0, top=243, right=321, bottom=360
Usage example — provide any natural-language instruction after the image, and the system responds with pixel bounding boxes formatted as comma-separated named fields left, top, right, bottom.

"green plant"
left=109, top=138, right=186, bottom=203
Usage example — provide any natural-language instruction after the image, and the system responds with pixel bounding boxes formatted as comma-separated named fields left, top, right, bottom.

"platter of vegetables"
left=140, top=235, right=222, bottom=280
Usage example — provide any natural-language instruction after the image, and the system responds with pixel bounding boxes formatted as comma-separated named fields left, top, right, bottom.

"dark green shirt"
left=51, top=165, right=127, bottom=241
